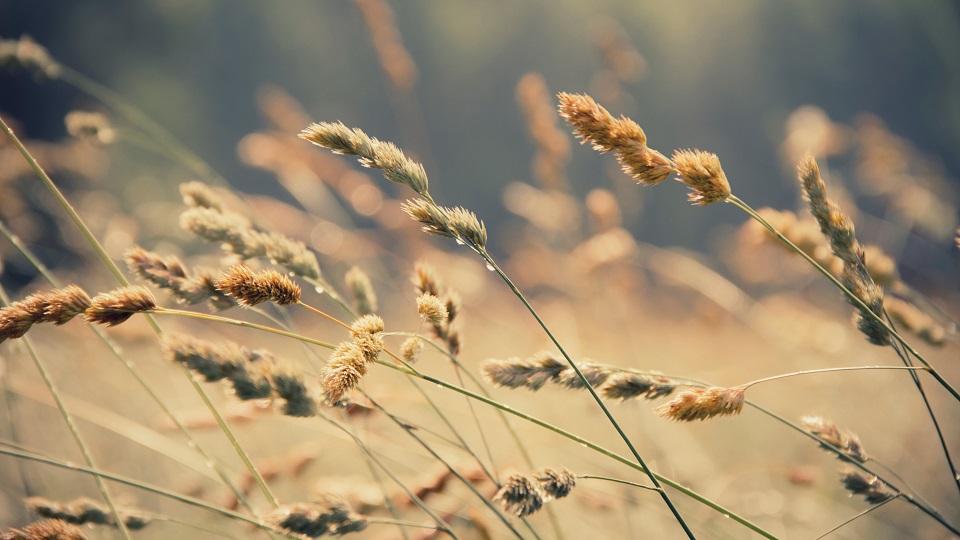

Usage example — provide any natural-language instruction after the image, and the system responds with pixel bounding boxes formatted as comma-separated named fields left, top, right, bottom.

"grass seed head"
left=840, top=468, right=895, bottom=504
left=494, top=473, right=545, bottom=517
left=536, top=468, right=576, bottom=500
left=64, top=111, right=115, bottom=145
left=322, top=342, right=368, bottom=404
left=85, top=286, right=156, bottom=326
left=400, top=336, right=423, bottom=364
left=655, top=386, right=745, bottom=422
left=671, top=149, right=732, bottom=205
left=216, top=264, right=301, bottom=307
left=416, top=292, right=448, bottom=325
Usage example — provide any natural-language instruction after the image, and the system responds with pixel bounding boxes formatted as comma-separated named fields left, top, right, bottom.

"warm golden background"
left=1, top=1, right=958, bottom=539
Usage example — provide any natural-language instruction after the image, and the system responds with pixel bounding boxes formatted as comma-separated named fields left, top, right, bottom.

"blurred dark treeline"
left=1, top=0, right=959, bottom=271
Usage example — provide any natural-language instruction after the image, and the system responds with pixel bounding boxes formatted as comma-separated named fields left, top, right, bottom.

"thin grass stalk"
left=882, top=314, right=960, bottom=498
left=744, top=403, right=956, bottom=534
left=726, top=195, right=960, bottom=402
left=476, top=249, right=697, bottom=539
left=152, top=294, right=960, bottom=535
left=144, top=305, right=778, bottom=537
left=0, top=443, right=312, bottom=539
left=618, top=361, right=957, bottom=534
left=0, top=219, right=259, bottom=516
left=0, top=116, right=281, bottom=510
left=391, top=332, right=537, bottom=466
left=730, top=193, right=960, bottom=503
left=404, top=377, right=501, bottom=484
left=0, top=296, right=132, bottom=540
left=315, top=414, right=458, bottom=539
left=349, top=413, right=412, bottom=540
left=577, top=475, right=660, bottom=492
left=4, top=438, right=440, bottom=535
left=814, top=494, right=899, bottom=539
left=740, top=366, right=928, bottom=389
left=365, top=397, right=533, bottom=540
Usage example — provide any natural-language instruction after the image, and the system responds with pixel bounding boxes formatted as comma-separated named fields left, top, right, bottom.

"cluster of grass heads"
left=1, top=25, right=959, bottom=540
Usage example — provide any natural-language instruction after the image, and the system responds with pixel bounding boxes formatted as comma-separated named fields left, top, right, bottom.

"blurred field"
left=1, top=2, right=959, bottom=539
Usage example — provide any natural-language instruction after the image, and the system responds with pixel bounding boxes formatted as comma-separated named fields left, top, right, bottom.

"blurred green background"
left=2, top=0, right=959, bottom=274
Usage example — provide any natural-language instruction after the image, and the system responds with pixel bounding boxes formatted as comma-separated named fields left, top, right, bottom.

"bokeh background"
left=1, top=1, right=960, bottom=539
left=3, top=0, right=960, bottom=258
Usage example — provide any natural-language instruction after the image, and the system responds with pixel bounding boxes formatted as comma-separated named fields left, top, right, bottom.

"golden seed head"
left=300, top=121, right=429, bottom=196
left=494, top=473, right=545, bottom=517
left=350, top=314, right=384, bottom=362
left=557, top=92, right=646, bottom=149
left=85, top=286, right=157, bottom=326
left=618, top=145, right=675, bottom=186
left=216, top=264, right=301, bottom=307
left=42, top=285, right=92, bottom=325
left=480, top=354, right=567, bottom=391
left=3, top=518, right=89, bottom=540
left=797, top=153, right=859, bottom=264
left=401, top=200, right=488, bottom=249
left=299, top=121, right=372, bottom=157
left=64, top=111, right=115, bottom=145
left=557, top=92, right=675, bottom=186
left=399, top=336, right=423, bottom=363
left=655, top=386, right=745, bottom=422
left=322, top=342, right=368, bottom=404
left=416, top=293, right=448, bottom=325
left=671, top=149, right=732, bottom=205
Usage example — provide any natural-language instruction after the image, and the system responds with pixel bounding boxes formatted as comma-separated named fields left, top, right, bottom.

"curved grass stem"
left=726, top=195, right=959, bottom=402
left=0, top=115, right=281, bottom=510
left=477, top=248, right=697, bottom=540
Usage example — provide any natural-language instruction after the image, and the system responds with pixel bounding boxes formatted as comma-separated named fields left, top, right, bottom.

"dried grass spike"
left=322, top=342, right=368, bottom=403
left=0, top=293, right=48, bottom=343
left=655, top=386, right=745, bottom=422
left=416, top=293, right=448, bottom=325
left=601, top=372, right=677, bottom=400
left=2, top=519, right=88, bottom=540
left=266, top=495, right=368, bottom=538
left=400, top=337, right=423, bottom=364
left=840, top=468, right=895, bottom=504
left=536, top=468, right=576, bottom=500
left=493, top=473, right=545, bottom=517
left=216, top=265, right=301, bottom=307
left=41, top=286, right=90, bottom=325
left=671, top=149, right=732, bottom=205
left=85, top=286, right=156, bottom=326
left=269, top=362, right=319, bottom=417
left=480, top=354, right=566, bottom=391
